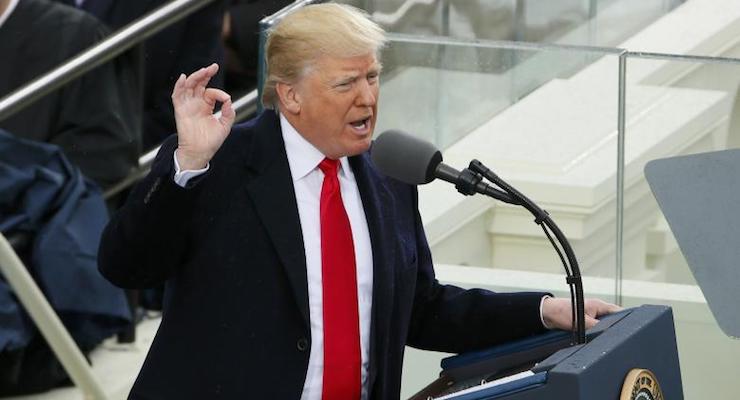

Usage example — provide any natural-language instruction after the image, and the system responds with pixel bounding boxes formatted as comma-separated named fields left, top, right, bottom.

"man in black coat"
left=99, top=4, right=618, bottom=399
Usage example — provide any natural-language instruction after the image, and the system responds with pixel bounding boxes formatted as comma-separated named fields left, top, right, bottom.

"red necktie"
left=318, top=158, right=361, bottom=400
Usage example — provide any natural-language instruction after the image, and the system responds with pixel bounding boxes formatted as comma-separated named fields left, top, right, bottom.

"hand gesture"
left=171, top=63, right=235, bottom=170
left=542, top=297, right=622, bottom=330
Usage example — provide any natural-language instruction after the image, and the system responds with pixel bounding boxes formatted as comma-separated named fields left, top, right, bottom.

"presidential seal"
left=619, top=369, right=663, bottom=400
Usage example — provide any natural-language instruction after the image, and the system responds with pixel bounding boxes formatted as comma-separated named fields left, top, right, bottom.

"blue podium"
left=410, top=305, right=682, bottom=399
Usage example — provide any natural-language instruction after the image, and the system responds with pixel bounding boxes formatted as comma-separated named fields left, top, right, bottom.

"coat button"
left=297, top=338, right=308, bottom=351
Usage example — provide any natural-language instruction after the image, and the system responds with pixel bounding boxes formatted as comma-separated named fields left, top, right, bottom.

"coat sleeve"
left=97, top=135, right=204, bottom=289
left=405, top=187, right=549, bottom=354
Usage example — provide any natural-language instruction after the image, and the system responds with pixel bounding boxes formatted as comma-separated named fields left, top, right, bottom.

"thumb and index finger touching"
left=172, top=63, right=233, bottom=116
left=204, top=87, right=236, bottom=128
left=170, top=64, right=236, bottom=170
left=171, top=63, right=236, bottom=132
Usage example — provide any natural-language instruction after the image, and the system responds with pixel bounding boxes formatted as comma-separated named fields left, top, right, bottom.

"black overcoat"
left=98, top=110, right=548, bottom=399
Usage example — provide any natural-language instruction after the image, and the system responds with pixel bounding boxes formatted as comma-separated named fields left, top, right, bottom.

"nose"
left=355, top=79, right=377, bottom=107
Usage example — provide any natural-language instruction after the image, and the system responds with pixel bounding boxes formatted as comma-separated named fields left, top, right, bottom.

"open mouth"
left=350, top=117, right=371, bottom=131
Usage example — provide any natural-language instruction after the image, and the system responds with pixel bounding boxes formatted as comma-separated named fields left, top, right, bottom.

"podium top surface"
left=427, top=305, right=682, bottom=400
left=645, top=149, right=740, bottom=339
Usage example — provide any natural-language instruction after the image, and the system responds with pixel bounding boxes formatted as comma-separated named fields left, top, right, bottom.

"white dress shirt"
left=0, top=0, right=19, bottom=28
left=174, top=114, right=374, bottom=400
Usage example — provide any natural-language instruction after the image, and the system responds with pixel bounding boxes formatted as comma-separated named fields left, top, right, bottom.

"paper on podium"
left=434, top=371, right=535, bottom=400
left=645, top=149, right=740, bottom=338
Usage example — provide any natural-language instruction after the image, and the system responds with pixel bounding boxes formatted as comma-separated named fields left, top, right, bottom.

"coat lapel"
left=239, top=116, right=398, bottom=382
left=242, top=111, right=310, bottom=328
left=349, top=153, right=397, bottom=392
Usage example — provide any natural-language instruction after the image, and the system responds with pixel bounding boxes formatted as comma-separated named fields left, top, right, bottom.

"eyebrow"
left=331, top=65, right=382, bottom=84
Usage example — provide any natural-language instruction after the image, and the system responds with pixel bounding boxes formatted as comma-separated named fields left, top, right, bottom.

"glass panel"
left=376, top=35, right=621, bottom=293
left=377, top=37, right=615, bottom=149
left=342, top=0, right=683, bottom=47
left=622, top=55, right=740, bottom=398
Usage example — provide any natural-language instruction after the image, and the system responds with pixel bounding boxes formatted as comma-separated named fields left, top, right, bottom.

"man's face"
left=286, top=53, right=380, bottom=159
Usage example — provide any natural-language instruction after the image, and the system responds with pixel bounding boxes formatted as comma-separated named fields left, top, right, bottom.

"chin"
left=344, top=140, right=372, bottom=157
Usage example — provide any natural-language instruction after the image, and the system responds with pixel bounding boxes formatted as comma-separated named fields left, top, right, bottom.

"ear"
left=276, top=81, right=301, bottom=115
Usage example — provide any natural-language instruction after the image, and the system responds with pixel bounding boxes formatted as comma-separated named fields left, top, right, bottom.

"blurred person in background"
left=221, top=0, right=292, bottom=97
left=0, top=0, right=136, bottom=394
left=0, top=0, right=140, bottom=190
left=53, top=0, right=227, bottom=315
left=55, top=0, right=226, bottom=151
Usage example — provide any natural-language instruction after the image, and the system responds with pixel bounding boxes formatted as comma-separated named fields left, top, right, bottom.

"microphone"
left=373, top=130, right=587, bottom=344
left=371, top=130, right=516, bottom=203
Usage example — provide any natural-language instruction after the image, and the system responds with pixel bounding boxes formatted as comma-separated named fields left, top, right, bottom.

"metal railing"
left=0, top=233, right=107, bottom=399
left=104, top=88, right=260, bottom=199
left=0, top=0, right=217, bottom=122
left=0, top=0, right=235, bottom=398
left=0, top=0, right=266, bottom=202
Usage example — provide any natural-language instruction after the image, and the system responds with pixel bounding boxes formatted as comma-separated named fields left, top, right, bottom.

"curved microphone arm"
left=467, top=160, right=586, bottom=345
left=443, top=164, right=519, bottom=205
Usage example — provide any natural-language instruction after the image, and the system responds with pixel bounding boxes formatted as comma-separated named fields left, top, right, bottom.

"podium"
left=411, top=305, right=682, bottom=399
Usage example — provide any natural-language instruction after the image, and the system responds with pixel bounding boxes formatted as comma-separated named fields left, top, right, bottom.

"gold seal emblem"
left=620, top=369, right=664, bottom=400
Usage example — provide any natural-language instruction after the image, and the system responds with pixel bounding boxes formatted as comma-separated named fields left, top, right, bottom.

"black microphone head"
left=371, top=130, right=442, bottom=184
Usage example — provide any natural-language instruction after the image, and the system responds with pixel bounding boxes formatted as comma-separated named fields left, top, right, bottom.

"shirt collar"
left=0, top=0, right=19, bottom=29
left=279, top=113, right=353, bottom=181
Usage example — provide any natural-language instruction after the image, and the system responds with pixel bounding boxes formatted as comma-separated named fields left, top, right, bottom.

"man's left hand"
left=542, top=297, right=622, bottom=330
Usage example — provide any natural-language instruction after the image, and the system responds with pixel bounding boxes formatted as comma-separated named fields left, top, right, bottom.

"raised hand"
left=171, top=63, right=236, bottom=170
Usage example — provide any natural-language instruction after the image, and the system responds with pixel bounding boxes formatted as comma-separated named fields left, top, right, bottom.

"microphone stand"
left=453, top=159, right=586, bottom=345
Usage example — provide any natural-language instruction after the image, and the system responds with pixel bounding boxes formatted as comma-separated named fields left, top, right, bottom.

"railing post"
left=0, top=0, right=216, bottom=122
left=616, top=51, right=628, bottom=306
left=0, top=234, right=108, bottom=399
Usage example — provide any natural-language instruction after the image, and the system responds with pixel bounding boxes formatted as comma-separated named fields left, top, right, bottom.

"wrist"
left=175, top=148, right=210, bottom=170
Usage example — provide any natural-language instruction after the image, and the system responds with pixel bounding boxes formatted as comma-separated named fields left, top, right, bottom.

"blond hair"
left=261, top=3, right=387, bottom=109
